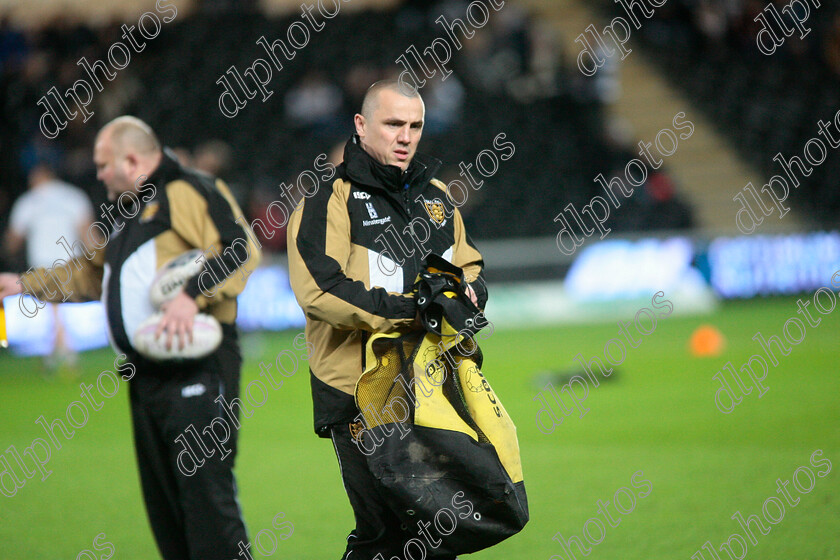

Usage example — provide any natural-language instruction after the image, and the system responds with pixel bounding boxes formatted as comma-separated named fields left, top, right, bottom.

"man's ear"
left=354, top=114, right=366, bottom=139
left=123, top=153, right=140, bottom=182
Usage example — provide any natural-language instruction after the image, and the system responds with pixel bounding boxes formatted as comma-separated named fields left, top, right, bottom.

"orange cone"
left=689, top=324, right=725, bottom=357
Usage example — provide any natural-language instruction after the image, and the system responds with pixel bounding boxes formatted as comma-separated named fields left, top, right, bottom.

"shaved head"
left=97, top=116, right=161, bottom=157
left=360, top=79, right=424, bottom=121
left=94, top=115, right=162, bottom=201
left=355, top=80, right=425, bottom=170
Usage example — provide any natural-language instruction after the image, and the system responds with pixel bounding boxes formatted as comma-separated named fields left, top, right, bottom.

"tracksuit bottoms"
left=330, top=422, right=457, bottom=560
left=128, top=324, right=248, bottom=560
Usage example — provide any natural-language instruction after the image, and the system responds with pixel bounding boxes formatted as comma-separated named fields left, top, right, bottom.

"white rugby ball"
left=132, top=312, right=222, bottom=361
left=149, top=249, right=205, bottom=308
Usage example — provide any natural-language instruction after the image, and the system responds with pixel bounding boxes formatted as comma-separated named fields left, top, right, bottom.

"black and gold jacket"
left=288, top=135, right=487, bottom=435
left=20, top=150, right=260, bottom=363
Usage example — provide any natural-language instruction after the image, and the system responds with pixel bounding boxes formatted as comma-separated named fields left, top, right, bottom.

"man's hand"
left=0, top=273, right=23, bottom=299
left=155, top=291, right=199, bottom=351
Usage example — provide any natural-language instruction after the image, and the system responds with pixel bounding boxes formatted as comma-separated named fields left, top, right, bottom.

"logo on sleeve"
left=365, top=202, right=379, bottom=219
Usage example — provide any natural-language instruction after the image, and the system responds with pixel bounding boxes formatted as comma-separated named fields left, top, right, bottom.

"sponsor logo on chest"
left=361, top=200, right=392, bottom=227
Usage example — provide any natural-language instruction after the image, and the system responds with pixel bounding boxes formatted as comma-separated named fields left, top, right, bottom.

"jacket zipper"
left=403, top=183, right=412, bottom=217
left=402, top=182, right=422, bottom=288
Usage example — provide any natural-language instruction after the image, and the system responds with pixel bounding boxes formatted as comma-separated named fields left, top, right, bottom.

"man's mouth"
left=395, top=148, right=409, bottom=160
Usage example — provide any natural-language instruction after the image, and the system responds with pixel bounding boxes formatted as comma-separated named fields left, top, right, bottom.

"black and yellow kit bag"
left=354, top=264, right=529, bottom=555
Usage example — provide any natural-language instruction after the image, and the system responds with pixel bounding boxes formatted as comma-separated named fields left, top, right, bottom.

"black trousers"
left=128, top=328, right=247, bottom=560
left=330, top=423, right=457, bottom=560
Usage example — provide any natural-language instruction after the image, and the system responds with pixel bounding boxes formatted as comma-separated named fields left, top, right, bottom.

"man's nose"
left=397, top=125, right=411, bottom=143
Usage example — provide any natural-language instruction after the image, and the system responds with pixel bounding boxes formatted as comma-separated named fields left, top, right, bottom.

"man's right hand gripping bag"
left=354, top=262, right=528, bottom=555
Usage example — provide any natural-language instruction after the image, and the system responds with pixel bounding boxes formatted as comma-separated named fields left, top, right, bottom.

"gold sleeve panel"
left=166, top=180, right=217, bottom=249
left=324, top=180, right=353, bottom=268
left=288, top=179, right=416, bottom=334
left=165, top=179, right=261, bottom=310
left=451, top=208, right=483, bottom=283
left=19, top=250, right=105, bottom=304
left=211, top=178, right=262, bottom=300
left=154, top=230, right=193, bottom=271
left=428, top=178, right=483, bottom=281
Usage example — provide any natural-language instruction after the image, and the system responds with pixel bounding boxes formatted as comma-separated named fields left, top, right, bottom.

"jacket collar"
left=145, top=147, right=183, bottom=189
left=343, top=134, right=441, bottom=193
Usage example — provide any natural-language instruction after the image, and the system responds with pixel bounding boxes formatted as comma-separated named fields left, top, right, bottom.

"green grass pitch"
left=0, top=296, right=837, bottom=559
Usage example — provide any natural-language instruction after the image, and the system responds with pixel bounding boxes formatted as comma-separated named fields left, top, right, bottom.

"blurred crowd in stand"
left=0, top=0, right=696, bottom=273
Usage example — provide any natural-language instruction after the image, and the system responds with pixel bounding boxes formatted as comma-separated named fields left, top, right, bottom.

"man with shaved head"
left=288, top=80, right=486, bottom=559
left=0, top=116, right=260, bottom=559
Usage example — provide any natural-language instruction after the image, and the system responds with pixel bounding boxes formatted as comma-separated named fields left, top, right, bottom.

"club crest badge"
left=423, top=198, right=446, bottom=226
left=140, top=201, right=160, bottom=223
